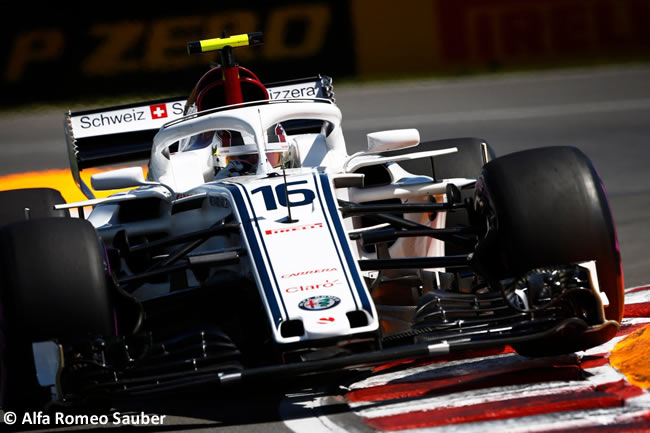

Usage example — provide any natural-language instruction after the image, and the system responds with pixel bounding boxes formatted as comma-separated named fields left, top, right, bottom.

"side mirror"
left=367, top=129, right=420, bottom=153
left=91, top=167, right=149, bottom=191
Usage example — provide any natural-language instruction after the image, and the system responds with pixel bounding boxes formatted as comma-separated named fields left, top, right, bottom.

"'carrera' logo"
left=281, top=268, right=337, bottom=279
left=265, top=223, right=323, bottom=235
left=298, top=295, right=341, bottom=311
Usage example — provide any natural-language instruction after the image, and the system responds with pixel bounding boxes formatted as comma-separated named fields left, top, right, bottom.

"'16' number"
left=251, top=180, right=315, bottom=210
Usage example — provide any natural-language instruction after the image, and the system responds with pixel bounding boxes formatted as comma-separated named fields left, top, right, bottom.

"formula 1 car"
left=0, top=33, right=624, bottom=410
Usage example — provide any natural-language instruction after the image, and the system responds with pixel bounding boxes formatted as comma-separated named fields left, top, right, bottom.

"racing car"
left=0, top=32, right=624, bottom=410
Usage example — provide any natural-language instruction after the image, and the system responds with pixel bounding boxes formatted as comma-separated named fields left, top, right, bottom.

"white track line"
left=624, top=289, right=650, bottom=305
left=625, top=285, right=650, bottom=293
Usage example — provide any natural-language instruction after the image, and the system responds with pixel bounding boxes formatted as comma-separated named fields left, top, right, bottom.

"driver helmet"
left=213, top=130, right=259, bottom=172
left=265, top=123, right=300, bottom=169
left=213, top=124, right=300, bottom=173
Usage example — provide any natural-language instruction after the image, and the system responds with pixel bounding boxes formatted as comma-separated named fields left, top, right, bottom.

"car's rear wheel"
left=0, top=218, right=114, bottom=409
left=474, top=146, right=624, bottom=354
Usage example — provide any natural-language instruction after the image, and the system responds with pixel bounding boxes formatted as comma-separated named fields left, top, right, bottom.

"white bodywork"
left=63, top=94, right=472, bottom=345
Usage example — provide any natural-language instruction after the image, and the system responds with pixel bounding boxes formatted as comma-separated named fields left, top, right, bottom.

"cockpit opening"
left=175, top=123, right=301, bottom=179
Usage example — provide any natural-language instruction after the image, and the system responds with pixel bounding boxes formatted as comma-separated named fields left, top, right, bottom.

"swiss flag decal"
left=150, top=104, right=168, bottom=119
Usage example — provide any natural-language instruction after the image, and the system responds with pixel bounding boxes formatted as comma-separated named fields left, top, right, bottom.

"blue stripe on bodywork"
left=315, top=174, right=374, bottom=316
left=223, top=184, right=286, bottom=326
left=308, top=176, right=358, bottom=311
left=231, top=181, right=289, bottom=317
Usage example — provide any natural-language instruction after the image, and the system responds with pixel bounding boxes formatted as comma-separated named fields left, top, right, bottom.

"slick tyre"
left=0, top=188, right=69, bottom=226
left=0, top=218, right=114, bottom=409
left=475, top=146, right=624, bottom=323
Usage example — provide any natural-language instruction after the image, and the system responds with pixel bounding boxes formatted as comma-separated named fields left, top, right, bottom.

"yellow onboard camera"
left=187, top=32, right=264, bottom=55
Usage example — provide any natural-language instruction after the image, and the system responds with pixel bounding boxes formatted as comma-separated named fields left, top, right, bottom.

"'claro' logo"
left=5, top=4, right=331, bottom=82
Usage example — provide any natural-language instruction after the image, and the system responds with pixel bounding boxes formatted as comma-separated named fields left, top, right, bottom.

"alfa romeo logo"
left=298, top=295, right=341, bottom=311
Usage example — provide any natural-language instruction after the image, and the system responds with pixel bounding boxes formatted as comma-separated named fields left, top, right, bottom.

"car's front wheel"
left=0, top=218, right=115, bottom=410
left=474, top=146, right=624, bottom=355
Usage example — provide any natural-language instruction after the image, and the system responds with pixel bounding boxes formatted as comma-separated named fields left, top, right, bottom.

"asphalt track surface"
left=0, top=65, right=649, bottom=432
